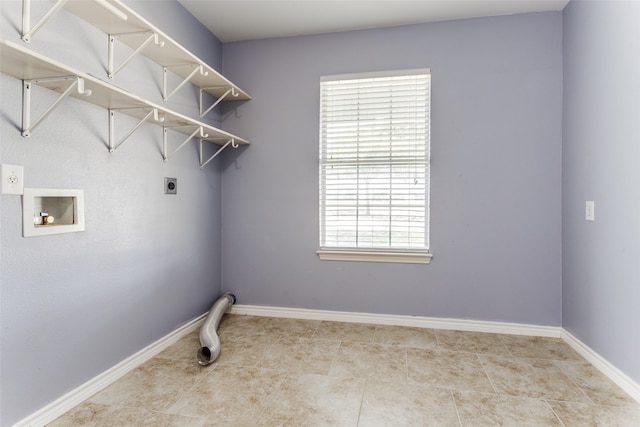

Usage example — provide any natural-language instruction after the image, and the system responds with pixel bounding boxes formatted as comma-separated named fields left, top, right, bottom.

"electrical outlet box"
left=1, top=164, right=24, bottom=195
left=165, top=177, right=177, bottom=194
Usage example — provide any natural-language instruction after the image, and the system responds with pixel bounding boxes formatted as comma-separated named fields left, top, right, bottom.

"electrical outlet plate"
left=585, top=200, right=595, bottom=221
left=165, top=177, right=177, bottom=194
left=1, top=164, right=24, bottom=195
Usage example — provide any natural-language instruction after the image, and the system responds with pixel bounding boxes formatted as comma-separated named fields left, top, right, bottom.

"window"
left=318, top=69, right=432, bottom=264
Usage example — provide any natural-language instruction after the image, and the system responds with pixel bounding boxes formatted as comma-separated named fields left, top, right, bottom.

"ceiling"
left=177, top=0, right=569, bottom=43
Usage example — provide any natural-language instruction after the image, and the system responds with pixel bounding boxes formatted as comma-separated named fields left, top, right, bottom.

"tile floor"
left=49, top=314, right=640, bottom=426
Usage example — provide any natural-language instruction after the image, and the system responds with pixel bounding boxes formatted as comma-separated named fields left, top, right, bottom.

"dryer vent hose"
left=197, top=292, right=235, bottom=366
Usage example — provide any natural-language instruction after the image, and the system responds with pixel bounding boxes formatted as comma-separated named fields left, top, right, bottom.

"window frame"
left=317, top=69, right=432, bottom=264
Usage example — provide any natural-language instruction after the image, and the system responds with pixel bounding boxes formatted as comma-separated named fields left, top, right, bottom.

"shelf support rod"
left=22, top=0, right=69, bottom=43
left=163, top=64, right=208, bottom=102
left=108, top=31, right=164, bottom=79
left=163, top=126, right=209, bottom=162
left=22, top=76, right=92, bottom=138
left=108, top=108, right=164, bottom=152
left=199, top=86, right=239, bottom=118
left=199, top=138, right=239, bottom=169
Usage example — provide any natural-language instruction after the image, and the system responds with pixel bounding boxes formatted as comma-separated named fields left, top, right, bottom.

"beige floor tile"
left=549, top=400, right=640, bottom=427
left=479, top=354, right=591, bottom=403
left=168, top=365, right=285, bottom=424
left=257, top=373, right=364, bottom=426
left=217, top=314, right=272, bottom=338
left=258, top=336, right=340, bottom=374
left=201, top=419, right=257, bottom=427
left=50, top=316, right=639, bottom=426
left=358, top=380, right=460, bottom=427
left=454, top=391, right=563, bottom=426
left=259, top=317, right=322, bottom=338
left=407, top=348, right=494, bottom=393
left=553, top=359, right=639, bottom=407
left=46, top=402, right=113, bottom=427
left=135, top=356, right=211, bottom=382
left=156, top=330, right=201, bottom=362
left=47, top=402, right=207, bottom=426
left=88, top=358, right=210, bottom=411
left=373, top=324, right=438, bottom=349
left=436, top=330, right=512, bottom=356
left=329, top=341, right=407, bottom=382
left=214, top=331, right=276, bottom=367
left=312, top=320, right=377, bottom=343
left=499, top=335, right=581, bottom=360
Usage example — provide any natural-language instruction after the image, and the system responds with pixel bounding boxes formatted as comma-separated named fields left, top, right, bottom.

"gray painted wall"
left=0, top=1, right=225, bottom=424
left=220, top=13, right=563, bottom=325
left=562, top=0, right=640, bottom=384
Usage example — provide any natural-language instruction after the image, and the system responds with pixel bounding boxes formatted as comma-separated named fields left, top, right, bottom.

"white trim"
left=13, top=313, right=206, bottom=427
left=561, top=329, right=640, bottom=403
left=321, top=68, right=431, bottom=82
left=317, top=249, right=432, bottom=264
left=230, top=304, right=561, bottom=337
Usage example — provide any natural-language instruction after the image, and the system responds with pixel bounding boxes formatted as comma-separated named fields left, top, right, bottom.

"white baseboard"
left=230, top=304, right=562, bottom=337
left=14, top=306, right=640, bottom=426
left=561, top=329, right=640, bottom=403
left=13, top=313, right=206, bottom=427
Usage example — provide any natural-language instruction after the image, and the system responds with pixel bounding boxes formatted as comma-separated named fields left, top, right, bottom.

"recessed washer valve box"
left=23, top=188, right=85, bottom=237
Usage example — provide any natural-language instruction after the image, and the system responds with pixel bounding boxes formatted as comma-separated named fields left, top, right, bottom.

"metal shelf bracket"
left=199, top=86, right=239, bottom=118
left=163, top=64, right=208, bottom=102
left=22, top=0, right=128, bottom=43
left=22, top=0, right=69, bottom=43
left=199, top=138, right=239, bottom=169
left=163, top=126, right=208, bottom=162
left=22, top=76, right=92, bottom=137
left=108, top=107, right=164, bottom=152
left=108, top=31, right=164, bottom=79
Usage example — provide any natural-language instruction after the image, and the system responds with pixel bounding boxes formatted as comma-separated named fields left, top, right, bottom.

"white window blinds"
left=319, top=69, right=431, bottom=252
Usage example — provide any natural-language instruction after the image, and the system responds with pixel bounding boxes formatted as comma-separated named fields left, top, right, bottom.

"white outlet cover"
left=585, top=200, right=595, bottom=221
left=1, top=164, right=24, bottom=195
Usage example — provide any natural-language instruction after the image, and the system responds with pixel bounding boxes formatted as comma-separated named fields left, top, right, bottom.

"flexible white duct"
left=197, top=292, right=235, bottom=366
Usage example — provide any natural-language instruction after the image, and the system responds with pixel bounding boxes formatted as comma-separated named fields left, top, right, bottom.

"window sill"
left=317, top=249, right=432, bottom=264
